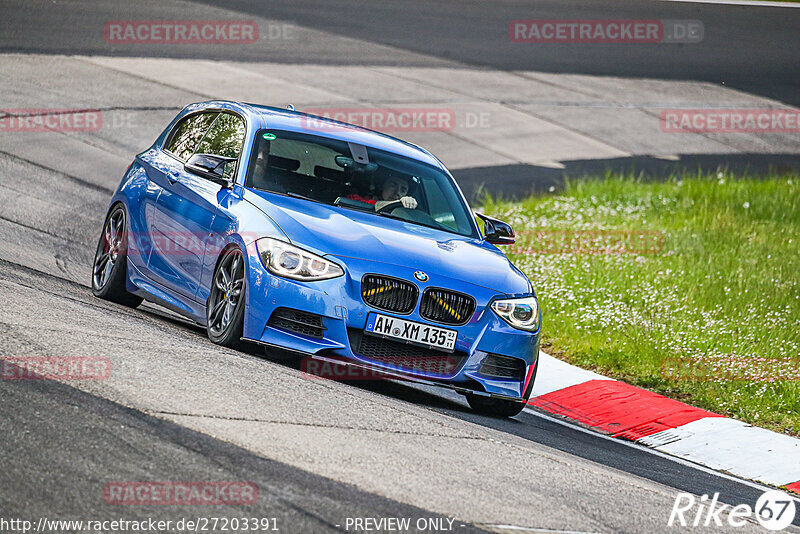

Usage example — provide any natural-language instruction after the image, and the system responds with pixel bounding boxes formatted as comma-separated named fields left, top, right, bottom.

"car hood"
left=244, top=190, right=531, bottom=295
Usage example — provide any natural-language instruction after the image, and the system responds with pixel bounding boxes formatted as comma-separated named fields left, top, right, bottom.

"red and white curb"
left=527, top=352, right=800, bottom=494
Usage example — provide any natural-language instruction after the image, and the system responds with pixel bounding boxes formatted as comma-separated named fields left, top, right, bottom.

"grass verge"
left=481, top=172, right=800, bottom=435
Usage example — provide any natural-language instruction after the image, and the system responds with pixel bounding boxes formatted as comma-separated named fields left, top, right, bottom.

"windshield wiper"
left=339, top=204, right=374, bottom=213
left=334, top=197, right=375, bottom=212
left=287, top=192, right=322, bottom=204
left=376, top=211, right=407, bottom=222
left=376, top=211, right=454, bottom=234
left=334, top=200, right=462, bottom=236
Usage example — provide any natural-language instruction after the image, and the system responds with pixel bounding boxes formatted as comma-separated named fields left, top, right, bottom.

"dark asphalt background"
left=1, top=0, right=797, bottom=106
left=1, top=259, right=796, bottom=529
left=0, top=352, right=488, bottom=533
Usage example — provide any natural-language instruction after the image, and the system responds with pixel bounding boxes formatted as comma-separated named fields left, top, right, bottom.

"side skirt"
left=126, top=259, right=207, bottom=325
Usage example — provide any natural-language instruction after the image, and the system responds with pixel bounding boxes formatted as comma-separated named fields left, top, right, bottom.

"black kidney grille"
left=479, top=353, right=526, bottom=380
left=349, top=330, right=467, bottom=378
left=361, top=275, right=418, bottom=314
left=420, top=288, right=476, bottom=326
left=268, top=307, right=325, bottom=339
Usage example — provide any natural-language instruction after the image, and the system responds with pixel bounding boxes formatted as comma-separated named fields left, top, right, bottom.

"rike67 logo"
left=669, top=490, right=797, bottom=531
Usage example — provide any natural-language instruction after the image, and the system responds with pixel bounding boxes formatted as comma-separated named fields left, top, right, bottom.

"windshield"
left=245, top=129, right=477, bottom=238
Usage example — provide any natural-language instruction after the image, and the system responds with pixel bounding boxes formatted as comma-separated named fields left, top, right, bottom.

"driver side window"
left=192, top=112, right=246, bottom=181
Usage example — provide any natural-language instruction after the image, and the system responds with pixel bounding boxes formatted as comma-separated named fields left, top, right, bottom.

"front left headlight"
left=256, top=238, right=344, bottom=281
left=491, top=296, right=539, bottom=332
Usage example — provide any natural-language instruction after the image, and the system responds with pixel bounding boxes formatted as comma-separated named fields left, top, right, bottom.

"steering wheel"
left=376, top=200, right=405, bottom=214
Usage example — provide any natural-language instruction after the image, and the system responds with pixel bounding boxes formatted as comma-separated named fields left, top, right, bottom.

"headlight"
left=256, top=238, right=343, bottom=281
left=491, top=296, right=539, bottom=332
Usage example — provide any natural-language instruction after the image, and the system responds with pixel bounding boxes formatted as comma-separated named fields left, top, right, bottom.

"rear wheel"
left=91, top=204, right=143, bottom=307
left=466, top=394, right=526, bottom=418
left=207, top=247, right=246, bottom=348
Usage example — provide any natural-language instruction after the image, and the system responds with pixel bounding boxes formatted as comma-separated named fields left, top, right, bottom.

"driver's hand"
left=400, top=196, right=417, bottom=209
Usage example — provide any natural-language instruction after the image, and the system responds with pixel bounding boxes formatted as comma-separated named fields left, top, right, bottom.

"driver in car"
left=347, top=175, right=418, bottom=211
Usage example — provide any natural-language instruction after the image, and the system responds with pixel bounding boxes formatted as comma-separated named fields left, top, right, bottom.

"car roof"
left=183, top=100, right=445, bottom=170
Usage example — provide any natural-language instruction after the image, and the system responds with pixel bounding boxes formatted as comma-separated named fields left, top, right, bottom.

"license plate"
left=364, top=313, right=457, bottom=352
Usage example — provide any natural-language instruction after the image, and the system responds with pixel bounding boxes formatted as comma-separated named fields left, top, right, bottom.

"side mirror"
left=185, top=153, right=236, bottom=188
left=476, top=212, right=515, bottom=245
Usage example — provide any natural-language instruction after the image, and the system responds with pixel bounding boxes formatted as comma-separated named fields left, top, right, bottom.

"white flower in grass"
left=718, top=178, right=725, bottom=185
left=717, top=171, right=724, bottom=179
left=743, top=201, right=750, bottom=209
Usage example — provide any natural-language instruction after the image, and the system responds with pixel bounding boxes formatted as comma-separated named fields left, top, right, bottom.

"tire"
left=91, top=204, right=143, bottom=308
left=206, top=246, right=247, bottom=348
left=466, top=394, right=526, bottom=418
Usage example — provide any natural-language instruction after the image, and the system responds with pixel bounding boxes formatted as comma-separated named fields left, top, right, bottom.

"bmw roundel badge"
left=414, top=271, right=429, bottom=282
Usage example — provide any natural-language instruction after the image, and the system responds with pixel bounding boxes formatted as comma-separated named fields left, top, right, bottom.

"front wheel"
left=91, top=204, right=143, bottom=307
left=206, top=247, right=246, bottom=348
left=466, top=394, right=526, bottom=418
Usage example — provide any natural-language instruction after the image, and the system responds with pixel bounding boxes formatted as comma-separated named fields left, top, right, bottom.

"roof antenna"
left=286, top=104, right=295, bottom=111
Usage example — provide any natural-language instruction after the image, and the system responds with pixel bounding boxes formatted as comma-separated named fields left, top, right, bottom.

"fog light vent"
left=479, top=353, right=525, bottom=380
left=268, top=307, right=325, bottom=339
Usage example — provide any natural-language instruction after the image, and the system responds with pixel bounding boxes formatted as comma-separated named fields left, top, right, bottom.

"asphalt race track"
left=1, top=1, right=799, bottom=533
left=3, top=0, right=798, bottom=105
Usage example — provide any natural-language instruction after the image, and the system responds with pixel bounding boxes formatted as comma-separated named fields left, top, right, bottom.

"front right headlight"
left=491, top=296, right=539, bottom=332
left=256, top=238, right=344, bottom=281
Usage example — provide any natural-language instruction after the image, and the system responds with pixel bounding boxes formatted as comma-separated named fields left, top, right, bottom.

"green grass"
left=480, top=172, right=800, bottom=435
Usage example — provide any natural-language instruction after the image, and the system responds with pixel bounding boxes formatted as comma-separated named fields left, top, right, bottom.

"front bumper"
left=241, top=249, right=540, bottom=401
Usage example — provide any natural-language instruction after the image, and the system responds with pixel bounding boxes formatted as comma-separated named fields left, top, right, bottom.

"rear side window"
left=164, top=112, right=219, bottom=161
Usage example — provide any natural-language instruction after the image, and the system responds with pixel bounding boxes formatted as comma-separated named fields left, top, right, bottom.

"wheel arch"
left=206, top=237, right=252, bottom=313
left=205, top=239, right=249, bottom=347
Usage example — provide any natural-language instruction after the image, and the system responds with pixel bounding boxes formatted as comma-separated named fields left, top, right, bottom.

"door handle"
left=167, top=172, right=179, bottom=184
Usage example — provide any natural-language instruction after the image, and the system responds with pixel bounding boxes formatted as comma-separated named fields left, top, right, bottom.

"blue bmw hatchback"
left=92, top=101, right=540, bottom=417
